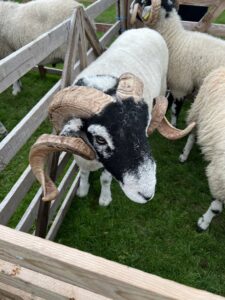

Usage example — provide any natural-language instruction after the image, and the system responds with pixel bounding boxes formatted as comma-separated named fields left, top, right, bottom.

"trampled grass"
left=1, top=2, right=225, bottom=297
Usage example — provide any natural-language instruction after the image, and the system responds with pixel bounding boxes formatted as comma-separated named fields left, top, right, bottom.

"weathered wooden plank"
left=48, top=161, right=78, bottom=225
left=95, top=22, right=113, bottom=33
left=0, top=0, right=116, bottom=94
left=194, top=0, right=225, bottom=32
left=0, top=80, right=61, bottom=172
left=0, top=20, right=69, bottom=93
left=0, top=282, right=43, bottom=300
left=72, top=21, right=120, bottom=82
left=15, top=153, right=71, bottom=232
left=0, top=225, right=224, bottom=300
left=46, top=171, right=80, bottom=241
left=179, top=0, right=218, bottom=6
left=85, top=0, right=116, bottom=20
left=61, top=9, right=80, bottom=88
left=0, top=166, right=35, bottom=226
left=33, top=66, right=63, bottom=76
left=0, top=259, right=110, bottom=300
left=182, top=20, right=225, bottom=36
left=78, top=9, right=88, bottom=71
left=84, top=15, right=105, bottom=56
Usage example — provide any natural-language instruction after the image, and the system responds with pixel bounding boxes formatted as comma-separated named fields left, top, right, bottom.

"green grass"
left=1, top=3, right=225, bottom=297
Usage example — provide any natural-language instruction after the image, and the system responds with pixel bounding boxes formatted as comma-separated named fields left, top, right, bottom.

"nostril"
left=138, top=192, right=152, bottom=201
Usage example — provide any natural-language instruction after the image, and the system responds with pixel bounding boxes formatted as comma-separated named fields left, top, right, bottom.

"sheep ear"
left=116, top=72, right=144, bottom=102
left=147, top=96, right=196, bottom=139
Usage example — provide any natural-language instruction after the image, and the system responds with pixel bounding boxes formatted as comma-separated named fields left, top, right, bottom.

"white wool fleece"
left=152, top=8, right=225, bottom=100
left=0, top=0, right=80, bottom=64
left=187, top=67, right=225, bottom=201
left=76, top=28, right=169, bottom=116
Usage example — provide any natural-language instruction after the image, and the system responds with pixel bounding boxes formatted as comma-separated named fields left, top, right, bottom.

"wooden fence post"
left=35, top=5, right=105, bottom=238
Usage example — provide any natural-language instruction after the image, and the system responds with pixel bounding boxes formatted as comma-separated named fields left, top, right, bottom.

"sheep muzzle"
left=29, top=134, right=96, bottom=202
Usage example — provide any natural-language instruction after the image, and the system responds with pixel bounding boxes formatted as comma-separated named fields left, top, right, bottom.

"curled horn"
left=174, top=0, right=179, bottom=10
left=148, top=96, right=195, bottom=139
left=143, top=0, right=161, bottom=26
left=116, top=72, right=144, bottom=102
left=29, top=134, right=96, bottom=202
left=49, top=86, right=114, bottom=133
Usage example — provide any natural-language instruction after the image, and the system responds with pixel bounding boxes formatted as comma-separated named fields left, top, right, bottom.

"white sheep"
left=130, top=0, right=225, bottom=126
left=0, top=0, right=80, bottom=95
left=29, top=28, right=194, bottom=206
left=178, top=67, right=225, bottom=231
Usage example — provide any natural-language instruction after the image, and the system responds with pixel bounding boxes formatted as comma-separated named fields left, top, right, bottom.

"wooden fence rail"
left=1, top=1, right=225, bottom=298
left=0, top=225, right=224, bottom=300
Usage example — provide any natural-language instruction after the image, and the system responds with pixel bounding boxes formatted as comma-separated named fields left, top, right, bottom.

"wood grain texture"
left=0, top=225, right=224, bottom=300
left=15, top=152, right=71, bottom=232
left=0, top=282, right=43, bottom=300
left=46, top=171, right=80, bottom=241
left=0, top=259, right=110, bottom=300
left=0, top=80, right=61, bottom=172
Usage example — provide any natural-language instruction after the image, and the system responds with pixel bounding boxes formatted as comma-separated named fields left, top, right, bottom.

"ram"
left=29, top=28, right=194, bottom=206
left=130, top=0, right=225, bottom=126
left=0, top=0, right=79, bottom=95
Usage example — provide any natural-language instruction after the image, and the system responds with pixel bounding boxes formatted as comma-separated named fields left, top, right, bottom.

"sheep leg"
left=77, top=169, right=90, bottom=197
left=99, top=169, right=112, bottom=207
left=197, top=199, right=223, bottom=231
left=12, top=80, right=22, bottom=96
left=179, top=132, right=196, bottom=163
left=171, top=97, right=184, bottom=127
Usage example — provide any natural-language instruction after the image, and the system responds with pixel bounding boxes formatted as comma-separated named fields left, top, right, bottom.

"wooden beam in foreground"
left=0, top=259, right=110, bottom=300
left=0, top=225, right=224, bottom=300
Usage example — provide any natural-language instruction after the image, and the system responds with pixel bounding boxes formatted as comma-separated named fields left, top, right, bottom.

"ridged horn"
left=130, top=3, right=140, bottom=25
left=148, top=96, right=168, bottom=135
left=142, top=0, right=161, bottom=26
left=29, top=134, right=96, bottom=202
left=147, top=96, right=196, bottom=139
left=49, top=86, right=114, bottom=133
left=174, top=0, right=179, bottom=10
left=116, top=73, right=144, bottom=102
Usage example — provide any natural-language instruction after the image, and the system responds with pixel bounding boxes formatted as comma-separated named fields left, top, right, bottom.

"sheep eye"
left=95, top=136, right=107, bottom=145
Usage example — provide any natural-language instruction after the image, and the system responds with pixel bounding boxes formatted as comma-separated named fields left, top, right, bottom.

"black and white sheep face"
left=130, top=0, right=175, bottom=19
left=62, top=98, right=156, bottom=204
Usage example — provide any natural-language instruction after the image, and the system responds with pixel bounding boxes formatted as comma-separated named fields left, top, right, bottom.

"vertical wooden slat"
left=195, top=0, right=225, bottom=32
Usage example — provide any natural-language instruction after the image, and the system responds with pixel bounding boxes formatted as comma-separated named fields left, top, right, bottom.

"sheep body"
left=132, top=1, right=225, bottom=125
left=63, top=28, right=169, bottom=205
left=184, top=67, right=225, bottom=230
left=76, top=28, right=168, bottom=112
left=157, top=10, right=225, bottom=101
left=0, top=0, right=80, bottom=94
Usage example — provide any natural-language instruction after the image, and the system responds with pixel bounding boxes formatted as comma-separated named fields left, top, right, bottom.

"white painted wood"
left=0, top=225, right=224, bottom=300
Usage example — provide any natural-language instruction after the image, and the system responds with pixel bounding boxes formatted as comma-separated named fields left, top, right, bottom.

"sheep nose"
left=138, top=192, right=154, bottom=201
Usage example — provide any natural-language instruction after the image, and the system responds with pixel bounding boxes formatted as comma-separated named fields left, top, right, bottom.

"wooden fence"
left=1, top=0, right=225, bottom=299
